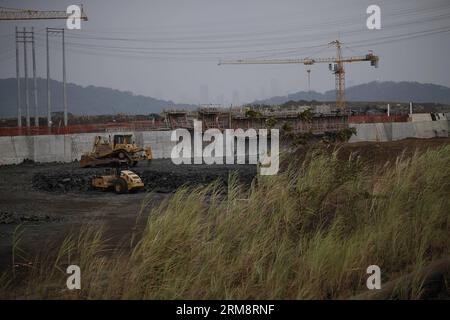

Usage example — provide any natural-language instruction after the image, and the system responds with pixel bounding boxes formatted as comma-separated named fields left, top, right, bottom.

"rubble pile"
left=32, top=166, right=256, bottom=194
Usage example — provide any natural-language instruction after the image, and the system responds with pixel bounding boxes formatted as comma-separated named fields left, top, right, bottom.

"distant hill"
left=3, top=79, right=450, bottom=118
left=0, top=78, right=195, bottom=118
left=253, top=81, right=450, bottom=105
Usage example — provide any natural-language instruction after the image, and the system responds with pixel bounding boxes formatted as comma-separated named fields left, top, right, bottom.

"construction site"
left=0, top=1, right=450, bottom=302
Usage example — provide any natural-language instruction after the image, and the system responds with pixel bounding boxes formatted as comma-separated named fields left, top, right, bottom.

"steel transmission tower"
left=3, top=5, right=88, bottom=128
left=46, top=28, right=68, bottom=127
left=15, top=27, right=37, bottom=128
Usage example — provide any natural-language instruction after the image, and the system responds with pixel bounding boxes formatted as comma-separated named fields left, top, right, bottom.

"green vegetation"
left=265, top=117, right=277, bottom=128
left=322, top=127, right=357, bottom=143
left=298, top=109, right=314, bottom=122
left=2, top=146, right=450, bottom=299
left=291, top=132, right=315, bottom=146
left=281, top=122, right=293, bottom=134
left=244, top=108, right=263, bottom=119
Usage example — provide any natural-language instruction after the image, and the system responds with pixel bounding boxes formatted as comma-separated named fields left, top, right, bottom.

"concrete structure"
left=410, top=113, right=448, bottom=122
left=349, top=120, right=450, bottom=143
left=0, top=131, right=176, bottom=165
left=1, top=119, right=449, bottom=165
left=196, top=107, right=347, bottom=134
left=313, top=105, right=332, bottom=114
left=410, top=113, right=432, bottom=122
left=0, top=130, right=263, bottom=165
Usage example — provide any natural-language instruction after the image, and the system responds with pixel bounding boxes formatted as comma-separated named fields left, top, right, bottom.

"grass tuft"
left=1, top=145, right=449, bottom=299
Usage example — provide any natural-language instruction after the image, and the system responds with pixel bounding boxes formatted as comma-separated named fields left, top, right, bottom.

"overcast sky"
left=1, top=0, right=450, bottom=106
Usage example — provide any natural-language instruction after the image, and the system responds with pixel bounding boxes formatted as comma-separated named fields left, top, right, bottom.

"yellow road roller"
left=92, top=167, right=144, bottom=194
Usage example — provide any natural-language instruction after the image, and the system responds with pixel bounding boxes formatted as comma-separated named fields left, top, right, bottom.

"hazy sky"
left=1, top=0, right=450, bottom=106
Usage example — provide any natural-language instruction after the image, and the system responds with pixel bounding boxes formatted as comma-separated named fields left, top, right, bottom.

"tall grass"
left=1, top=145, right=450, bottom=299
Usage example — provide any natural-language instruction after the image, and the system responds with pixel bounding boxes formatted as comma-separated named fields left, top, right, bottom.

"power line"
left=35, top=23, right=450, bottom=61
left=25, top=8, right=448, bottom=62
left=61, top=10, right=450, bottom=46
left=34, top=26, right=449, bottom=63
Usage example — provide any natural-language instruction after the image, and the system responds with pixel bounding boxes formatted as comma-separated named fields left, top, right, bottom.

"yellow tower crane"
left=219, top=40, right=379, bottom=110
left=0, top=5, right=87, bottom=21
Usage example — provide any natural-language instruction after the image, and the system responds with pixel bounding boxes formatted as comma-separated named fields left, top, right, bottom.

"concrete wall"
left=0, top=130, right=175, bottom=165
left=410, top=113, right=432, bottom=122
left=1, top=121, right=449, bottom=165
left=141, top=131, right=176, bottom=159
left=349, top=120, right=450, bottom=143
left=0, top=130, right=259, bottom=165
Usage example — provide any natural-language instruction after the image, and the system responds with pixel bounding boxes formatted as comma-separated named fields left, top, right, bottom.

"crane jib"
left=218, top=40, right=379, bottom=109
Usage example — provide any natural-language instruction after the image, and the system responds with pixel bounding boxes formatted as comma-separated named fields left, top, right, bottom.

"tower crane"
left=0, top=5, right=87, bottom=21
left=219, top=40, right=379, bottom=110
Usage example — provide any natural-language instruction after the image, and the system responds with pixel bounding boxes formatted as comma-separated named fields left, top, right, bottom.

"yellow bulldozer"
left=80, top=134, right=152, bottom=168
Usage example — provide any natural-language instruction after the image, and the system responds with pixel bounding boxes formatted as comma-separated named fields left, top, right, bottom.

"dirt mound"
left=32, top=167, right=100, bottom=193
left=139, top=169, right=255, bottom=193
left=32, top=165, right=257, bottom=194
left=289, top=137, right=450, bottom=166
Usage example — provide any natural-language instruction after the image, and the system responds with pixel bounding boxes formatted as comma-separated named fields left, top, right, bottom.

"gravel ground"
left=1, top=138, right=449, bottom=272
left=0, top=159, right=256, bottom=270
left=31, top=160, right=256, bottom=194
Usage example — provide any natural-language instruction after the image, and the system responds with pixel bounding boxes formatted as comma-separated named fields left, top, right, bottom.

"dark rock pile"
left=32, top=172, right=95, bottom=193
left=139, top=169, right=256, bottom=193
left=0, top=210, right=61, bottom=224
left=32, top=167, right=256, bottom=194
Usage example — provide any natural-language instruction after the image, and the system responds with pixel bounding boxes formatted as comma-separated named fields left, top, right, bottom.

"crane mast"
left=333, top=40, right=345, bottom=109
left=219, top=40, right=379, bottom=110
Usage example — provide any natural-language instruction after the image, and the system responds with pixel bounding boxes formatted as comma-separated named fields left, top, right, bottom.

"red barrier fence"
left=0, top=120, right=169, bottom=137
left=0, top=115, right=411, bottom=136
left=349, top=115, right=409, bottom=124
